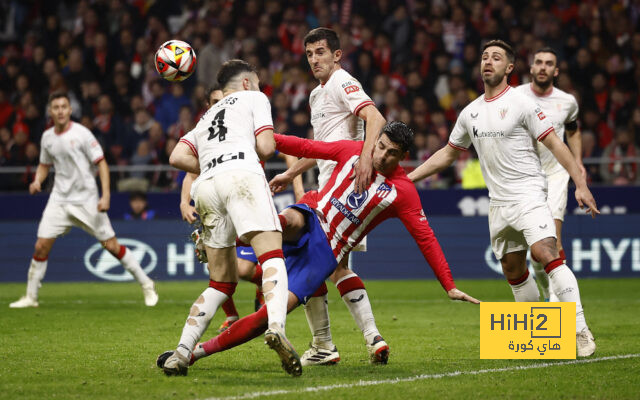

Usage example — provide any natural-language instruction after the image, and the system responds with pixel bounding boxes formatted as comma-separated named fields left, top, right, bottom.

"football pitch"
left=1, top=278, right=639, bottom=400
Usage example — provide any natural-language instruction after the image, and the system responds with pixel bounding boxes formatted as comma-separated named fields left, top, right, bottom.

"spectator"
left=600, top=126, right=639, bottom=185
left=124, top=191, right=156, bottom=220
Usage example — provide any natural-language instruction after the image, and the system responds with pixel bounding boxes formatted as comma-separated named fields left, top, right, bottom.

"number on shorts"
left=208, top=109, right=227, bottom=142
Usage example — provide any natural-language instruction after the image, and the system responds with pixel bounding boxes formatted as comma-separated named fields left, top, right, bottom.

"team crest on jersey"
left=535, top=107, right=546, bottom=120
left=499, top=108, right=508, bottom=119
left=346, top=190, right=368, bottom=210
left=376, top=183, right=392, bottom=199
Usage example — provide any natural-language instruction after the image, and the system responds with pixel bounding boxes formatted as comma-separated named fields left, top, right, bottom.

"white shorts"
left=194, top=171, right=281, bottom=248
left=546, top=170, right=570, bottom=221
left=488, top=200, right=557, bottom=260
left=37, top=200, right=115, bottom=241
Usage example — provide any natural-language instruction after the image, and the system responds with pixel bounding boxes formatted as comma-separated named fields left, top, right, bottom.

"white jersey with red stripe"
left=515, top=83, right=579, bottom=176
left=275, top=134, right=456, bottom=292
left=180, top=90, right=273, bottom=197
left=309, top=68, right=374, bottom=187
left=448, top=85, right=555, bottom=205
left=39, top=121, right=104, bottom=204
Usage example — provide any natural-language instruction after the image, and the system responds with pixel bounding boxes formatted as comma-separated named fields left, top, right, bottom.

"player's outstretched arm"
left=282, top=154, right=306, bottom=201
left=541, top=132, right=599, bottom=218
left=96, top=159, right=111, bottom=212
left=408, top=144, right=461, bottom=183
left=169, top=141, right=200, bottom=174
left=351, top=104, right=386, bottom=194
left=269, top=157, right=316, bottom=194
left=180, top=172, right=198, bottom=224
left=29, top=164, right=51, bottom=195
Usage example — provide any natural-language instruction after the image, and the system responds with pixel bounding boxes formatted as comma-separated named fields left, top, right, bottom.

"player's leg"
left=11, top=201, right=69, bottom=308
left=163, top=246, right=239, bottom=376
left=526, top=202, right=595, bottom=357
left=332, top=256, right=388, bottom=364
left=501, top=250, right=540, bottom=302
left=237, top=247, right=264, bottom=312
left=101, top=236, right=158, bottom=306
left=491, top=205, right=539, bottom=302
left=217, top=248, right=256, bottom=333
left=548, top=218, right=564, bottom=302
left=10, top=237, right=56, bottom=308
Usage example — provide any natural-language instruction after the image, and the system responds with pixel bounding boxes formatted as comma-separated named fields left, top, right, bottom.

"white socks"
left=119, top=247, right=153, bottom=286
left=548, top=264, right=587, bottom=332
left=509, top=271, right=540, bottom=302
left=26, top=258, right=48, bottom=299
left=336, top=273, right=380, bottom=345
left=261, top=256, right=288, bottom=333
left=177, top=287, right=228, bottom=357
left=304, top=294, right=334, bottom=348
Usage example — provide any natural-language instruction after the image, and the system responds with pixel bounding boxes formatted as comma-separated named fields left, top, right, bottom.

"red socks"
left=201, top=306, right=269, bottom=355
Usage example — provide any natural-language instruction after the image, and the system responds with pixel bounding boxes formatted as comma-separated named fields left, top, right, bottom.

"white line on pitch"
left=202, top=353, right=640, bottom=400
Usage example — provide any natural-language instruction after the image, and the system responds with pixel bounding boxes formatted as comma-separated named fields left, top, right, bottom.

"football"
left=154, top=40, right=197, bottom=82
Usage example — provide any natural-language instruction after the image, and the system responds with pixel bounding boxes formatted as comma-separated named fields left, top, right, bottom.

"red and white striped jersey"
left=275, top=134, right=456, bottom=292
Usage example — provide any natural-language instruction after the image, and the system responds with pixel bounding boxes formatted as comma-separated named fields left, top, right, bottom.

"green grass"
left=1, top=278, right=639, bottom=400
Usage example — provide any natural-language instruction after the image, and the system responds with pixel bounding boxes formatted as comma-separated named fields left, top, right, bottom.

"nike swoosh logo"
left=240, top=250, right=253, bottom=255
left=539, top=224, right=547, bottom=229
left=349, top=294, right=365, bottom=303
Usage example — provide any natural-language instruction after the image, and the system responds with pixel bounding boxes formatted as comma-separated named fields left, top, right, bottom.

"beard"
left=533, top=74, right=553, bottom=90
left=482, top=70, right=506, bottom=87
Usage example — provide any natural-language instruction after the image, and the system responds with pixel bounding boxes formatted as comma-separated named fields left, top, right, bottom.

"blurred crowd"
left=1, top=0, right=640, bottom=192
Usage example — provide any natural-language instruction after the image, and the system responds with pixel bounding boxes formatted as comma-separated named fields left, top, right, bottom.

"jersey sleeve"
left=179, top=130, right=198, bottom=157
left=252, top=92, right=274, bottom=136
left=38, top=134, right=52, bottom=165
left=448, top=112, right=471, bottom=150
left=274, top=134, right=357, bottom=162
left=394, top=181, right=456, bottom=291
left=522, top=97, right=555, bottom=141
left=565, top=95, right=579, bottom=124
left=334, top=73, right=374, bottom=116
left=82, top=128, right=105, bottom=164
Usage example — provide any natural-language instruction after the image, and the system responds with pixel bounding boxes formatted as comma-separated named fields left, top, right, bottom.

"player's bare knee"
left=187, top=318, right=198, bottom=326
left=531, top=237, right=559, bottom=265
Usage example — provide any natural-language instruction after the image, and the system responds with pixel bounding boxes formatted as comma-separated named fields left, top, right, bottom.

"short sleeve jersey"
left=180, top=91, right=273, bottom=196
left=448, top=86, right=555, bottom=205
left=516, top=84, right=579, bottom=175
left=39, top=122, right=104, bottom=203
left=309, top=68, right=374, bottom=187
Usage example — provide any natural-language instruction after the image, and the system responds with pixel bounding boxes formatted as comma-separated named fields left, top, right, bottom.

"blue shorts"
left=282, top=204, right=337, bottom=304
left=236, top=246, right=257, bottom=264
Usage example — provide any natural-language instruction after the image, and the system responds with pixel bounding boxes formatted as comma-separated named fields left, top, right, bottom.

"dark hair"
left=303, top=28, right=341, bottom=52
left=533, top=47, right=558, bottom=63
left=380, top=121, right=413, bottom=153
left=482, top=39, right=515, bottom=63
left=129, top=190, right=147, bottom=201
left=48, top=91, right=70, bottom=105
left=216, top=59, right=256, bottom=89
left=205, top=83, right=222, bottom=107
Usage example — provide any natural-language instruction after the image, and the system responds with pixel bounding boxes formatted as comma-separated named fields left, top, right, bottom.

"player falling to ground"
left=515, top=48, right=586, bottom=303
left=408, top=40, right=598, bottom=357
left=269, top=27, right=388, bottom=366
left=157, top=122, right=479, bottom=371
left=9, top=92, right=158, bottom=309
left=166, top=59, right=300, bottom=377
left=180, top=86, right=304, bottom=332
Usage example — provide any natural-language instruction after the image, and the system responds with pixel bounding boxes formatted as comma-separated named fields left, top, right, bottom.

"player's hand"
left=29, top=181, right=42, bottom=195
left=350, top=154, right=374, bottom=194
left=575, top=186, right=599, bottom=218
left=269, top=172, right=293, bottom=194
left=180, top=202, right=198, bottom=224
left=97, top=196, right=110, bottom=212
left=447, top=288, right=480, bottom=304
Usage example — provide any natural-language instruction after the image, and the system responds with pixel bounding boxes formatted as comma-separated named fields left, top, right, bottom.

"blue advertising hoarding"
left=1, top=215, right=638, bottom=283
